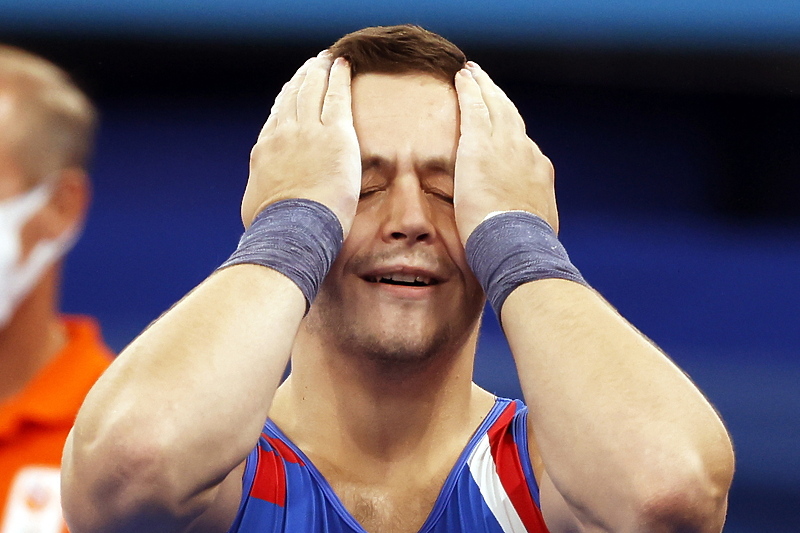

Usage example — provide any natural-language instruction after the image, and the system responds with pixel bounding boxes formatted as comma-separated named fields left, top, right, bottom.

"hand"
left=453, top=62, right=559, bottom=242
left=242, top=51, right=361, bottom=235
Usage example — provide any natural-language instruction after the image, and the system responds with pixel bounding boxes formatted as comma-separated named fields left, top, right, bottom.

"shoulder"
left=460, top=398, right=551, bottom=532
left=225, top=424, right=322, bottom=533
left=189, top=426, right=304, bottom=533
left=470, top=399, right=539, bottom=503
left=247, top=428, right=307, bottom=508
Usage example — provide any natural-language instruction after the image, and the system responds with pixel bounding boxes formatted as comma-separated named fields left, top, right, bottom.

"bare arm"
left=454, top=63, right=734, bottom=532
left=504, top=281, right=733, bottom=532
left=61, top=53, right=360, bottom=533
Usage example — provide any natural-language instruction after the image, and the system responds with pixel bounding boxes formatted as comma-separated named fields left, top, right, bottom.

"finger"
left=259, top=56, right=315, bottom=137
left=455, top=68, right=492, bottom=135
left=296, top=50, right=334, bottom=123
left=321, top=57, right=352, bottom=127
left=466, top=62, right=526, bottom=134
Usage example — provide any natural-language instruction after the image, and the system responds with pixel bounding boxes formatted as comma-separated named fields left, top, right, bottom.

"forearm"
left=62, top=265, right=305, bottom=532
left=503, top=279, right=734, bottom=531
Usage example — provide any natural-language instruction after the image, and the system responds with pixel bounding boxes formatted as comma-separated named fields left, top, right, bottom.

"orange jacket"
left=0, top=316, right=112, bottom=533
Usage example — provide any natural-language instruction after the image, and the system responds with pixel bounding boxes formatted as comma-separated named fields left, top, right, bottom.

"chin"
left=305, top=281, right=485, bottom=369
left=317, top=306, right=480, bottom=371
left=355, top=327, right=455, bottom=366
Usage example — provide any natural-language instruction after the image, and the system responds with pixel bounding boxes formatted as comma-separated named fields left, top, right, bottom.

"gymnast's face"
left=306, top=72, right=484, bottom=364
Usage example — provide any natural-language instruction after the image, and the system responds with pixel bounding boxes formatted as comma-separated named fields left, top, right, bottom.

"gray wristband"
left=465, top=211, right=587, bottom=319
left=219, top=199, right=343, bottom=311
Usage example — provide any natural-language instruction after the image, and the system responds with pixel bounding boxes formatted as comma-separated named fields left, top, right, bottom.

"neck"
left=271, top=322, right=493, bottom=464
left=0, top=268, right=66, bottom=402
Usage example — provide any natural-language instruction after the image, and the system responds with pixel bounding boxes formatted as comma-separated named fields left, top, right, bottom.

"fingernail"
left=318, top=49, right=331, bottom=58
left=466, top=61, right=480, bottom=70
left=333, top=57, right=348, bottom=67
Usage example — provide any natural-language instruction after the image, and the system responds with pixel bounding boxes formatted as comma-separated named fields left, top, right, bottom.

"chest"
left=329, top=475, right=446, bottom=533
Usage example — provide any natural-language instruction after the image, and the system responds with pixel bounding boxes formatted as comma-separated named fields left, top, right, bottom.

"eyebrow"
left=361, top=154, right=455, bottom=176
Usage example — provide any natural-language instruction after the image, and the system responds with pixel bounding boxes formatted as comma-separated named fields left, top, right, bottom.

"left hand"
left=453, top=62, right=559, bottom=242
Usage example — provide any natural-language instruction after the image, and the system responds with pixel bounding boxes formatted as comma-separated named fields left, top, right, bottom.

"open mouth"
left=364, top=273, right=439, bottom=287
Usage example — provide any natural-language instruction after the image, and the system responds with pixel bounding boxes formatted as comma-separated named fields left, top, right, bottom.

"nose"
left=381, top=175, right=437, bottom=244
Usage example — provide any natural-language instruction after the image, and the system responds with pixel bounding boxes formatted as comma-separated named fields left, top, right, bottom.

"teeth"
left=385, top=273, right=416, bottom=283
left=374, top=273, right=432, bottom=285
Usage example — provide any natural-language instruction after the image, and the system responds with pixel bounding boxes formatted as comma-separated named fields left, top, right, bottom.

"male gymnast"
left=62, top=25, right=734, bottom=533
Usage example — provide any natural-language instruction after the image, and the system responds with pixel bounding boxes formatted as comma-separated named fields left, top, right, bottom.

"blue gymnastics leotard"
left=227, top=397, right=550, bottom=532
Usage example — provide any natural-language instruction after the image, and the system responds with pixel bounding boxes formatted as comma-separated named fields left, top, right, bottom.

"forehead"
left=350, top=73, right=459, bottom=158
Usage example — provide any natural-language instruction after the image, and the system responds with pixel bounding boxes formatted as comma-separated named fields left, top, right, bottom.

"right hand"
left=242, top=51, right=361, bottom=235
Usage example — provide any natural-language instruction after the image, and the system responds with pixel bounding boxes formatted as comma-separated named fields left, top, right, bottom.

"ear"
left=42, top=167, right=91, bottom=238
left=17, top=168, right=90, bottom=261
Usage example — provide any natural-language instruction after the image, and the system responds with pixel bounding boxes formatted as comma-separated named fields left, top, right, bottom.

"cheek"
left=431, top=210, right=484, bottom=299
left=433, top=210, right=473, bottom=276
left=346, top=203, right=380, bottom=246
left=451, top=245, right=480, bottom=291
left=332, top=208, right=376, bottom=273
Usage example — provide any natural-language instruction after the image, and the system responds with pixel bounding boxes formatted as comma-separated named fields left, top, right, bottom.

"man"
left=0, top=45, right=112, bottom=532
left=62, top=26, right=734, bottom=533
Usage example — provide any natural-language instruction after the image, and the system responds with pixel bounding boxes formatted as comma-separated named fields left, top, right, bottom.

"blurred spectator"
left=0, top=45, right=111, bottom=532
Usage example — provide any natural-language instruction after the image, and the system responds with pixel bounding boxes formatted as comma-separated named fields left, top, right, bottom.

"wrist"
left=219, top=199, right=344, bottom=313
left=465, top=211, right=587, bottom=319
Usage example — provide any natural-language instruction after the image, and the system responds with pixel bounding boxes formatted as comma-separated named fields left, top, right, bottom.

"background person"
left=0, top=45, right=111, bottom=533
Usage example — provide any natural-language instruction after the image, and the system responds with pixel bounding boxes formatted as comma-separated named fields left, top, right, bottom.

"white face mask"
left=0, top=182, right=78, bottom=329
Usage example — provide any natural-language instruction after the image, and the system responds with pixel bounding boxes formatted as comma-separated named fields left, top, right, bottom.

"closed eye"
left=359, top=188, right=383, bottom=199
left=425, top=189, right=454, bottom=205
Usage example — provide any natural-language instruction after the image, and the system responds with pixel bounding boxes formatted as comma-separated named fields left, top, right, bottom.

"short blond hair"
left=0, top=45, right=97, bottom=184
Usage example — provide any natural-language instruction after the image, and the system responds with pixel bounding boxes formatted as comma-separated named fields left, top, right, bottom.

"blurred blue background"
left=3, top=2, right=798, bottom=531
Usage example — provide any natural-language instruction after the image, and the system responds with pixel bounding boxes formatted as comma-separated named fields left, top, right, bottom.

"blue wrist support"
left=465, top=211, right=587, bottom=318
left=219, top=199, right=343, bottom=311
